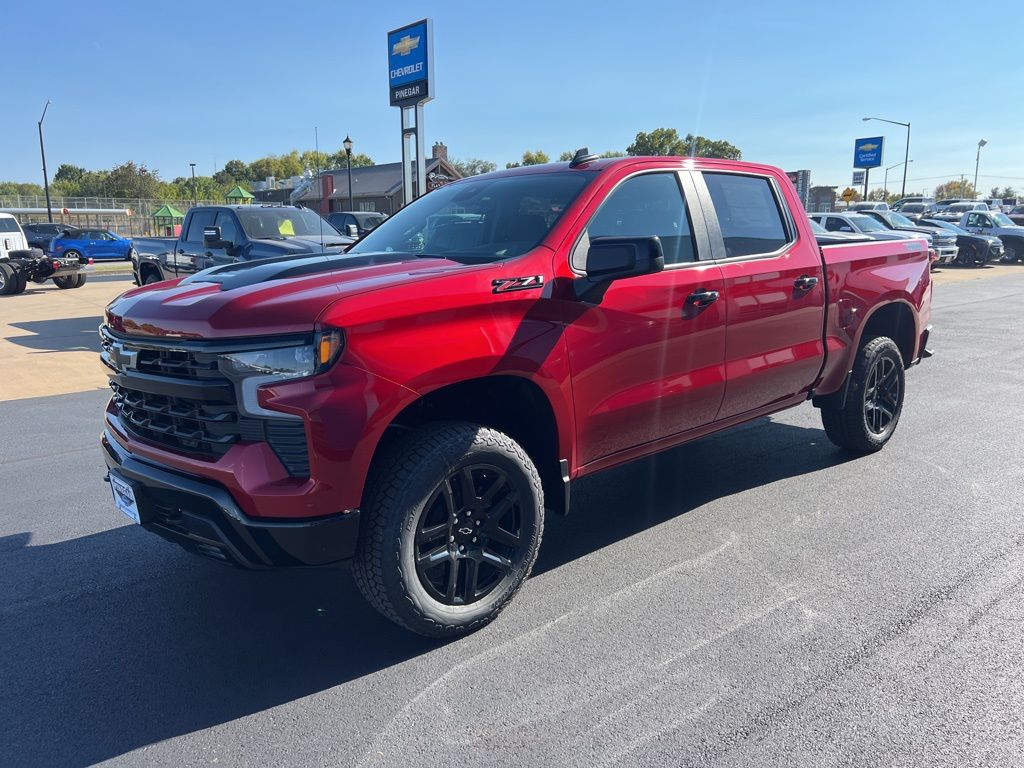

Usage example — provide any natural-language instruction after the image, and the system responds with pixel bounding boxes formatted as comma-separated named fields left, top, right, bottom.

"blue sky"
left=3, top=0, right=1022, bottom=196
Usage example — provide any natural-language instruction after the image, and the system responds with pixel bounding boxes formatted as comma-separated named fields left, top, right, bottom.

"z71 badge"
left=491, top=275, right=544, bottom=294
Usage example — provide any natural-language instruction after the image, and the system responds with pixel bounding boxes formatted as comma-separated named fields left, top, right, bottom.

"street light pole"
left=189, top=162, right=197, bottom=208
left=38, top=100, right=54, bottom=223
left=343, top=135, right=354, bottom=211
left=974, top=140, right=987, bottom=198
left=863, top=116, right=911, bottom=198
left=883, top=160, right=912, bottom=201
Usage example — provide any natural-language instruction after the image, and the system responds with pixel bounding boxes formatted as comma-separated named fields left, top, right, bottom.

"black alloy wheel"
left=414, top=464, right=526, bottom=606
left=863, top=355, right=901, bottom=437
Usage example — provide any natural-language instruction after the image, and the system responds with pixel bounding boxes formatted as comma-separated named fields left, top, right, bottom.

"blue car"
left=51, top=228, right=134, bottom=261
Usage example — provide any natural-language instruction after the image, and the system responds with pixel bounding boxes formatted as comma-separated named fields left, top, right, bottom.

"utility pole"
left=38, top=100, right=53, bottom=223
left=973, top=140, right=987, bottom=199
left=189, top=163, right=197, bottom=208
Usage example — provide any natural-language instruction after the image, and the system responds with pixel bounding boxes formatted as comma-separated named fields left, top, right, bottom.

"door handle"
left=794, top=275, right=819, bottom=290
left=685, top=289, right=720, bottom=307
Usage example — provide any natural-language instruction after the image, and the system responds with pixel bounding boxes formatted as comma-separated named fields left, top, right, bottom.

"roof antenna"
left=569, top=147, right=599, bottom=168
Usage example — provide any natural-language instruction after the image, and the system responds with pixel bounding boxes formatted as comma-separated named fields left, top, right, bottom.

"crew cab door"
left=176, top=210, right=217, bottom=276
left=564, top=170, right=727, bottom=466
left=692, top=170, right=826, bottom=418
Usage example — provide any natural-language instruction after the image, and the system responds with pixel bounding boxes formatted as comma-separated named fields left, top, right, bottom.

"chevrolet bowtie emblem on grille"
left=392, top=34, right=420, bottom=56
left=458, top=527, right=473, bottom=536
left=109, top=341, right=139, bottom=372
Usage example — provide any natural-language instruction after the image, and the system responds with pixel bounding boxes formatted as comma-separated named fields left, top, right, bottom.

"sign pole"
left=863, top=168, right=869, bottom=200
left=388, top=18, right=434, bottom=209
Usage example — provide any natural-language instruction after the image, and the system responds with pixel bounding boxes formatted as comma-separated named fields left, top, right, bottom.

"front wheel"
left=352, top=422, right=544, bottom=637
left=821, top=336, right=906, bottom=453
left=1002, top=244, right=1018, bottom=263
left=0, top=264, right=16, bottom=295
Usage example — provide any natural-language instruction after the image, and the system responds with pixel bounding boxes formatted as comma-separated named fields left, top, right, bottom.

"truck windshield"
left=235, top=208, right=342, bottom=239
left=348, top=171, right=596, bottom=262
left=889, top=213, right=916, bottom=227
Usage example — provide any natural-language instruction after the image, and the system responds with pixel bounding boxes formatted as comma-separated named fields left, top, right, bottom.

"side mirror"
left=575, top=236, right=665, bottom=302
left=346, top=224, right=359, bottom=238
left=203, top=226, right=232, bottom=250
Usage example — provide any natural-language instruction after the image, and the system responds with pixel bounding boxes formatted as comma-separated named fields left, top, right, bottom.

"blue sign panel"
left=853, top=136, right=884, bottom=169
left=388, top=19, right=433, bottom=106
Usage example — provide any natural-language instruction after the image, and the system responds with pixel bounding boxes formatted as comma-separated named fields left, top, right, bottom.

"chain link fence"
left=0, top=195, right=223, bottom=236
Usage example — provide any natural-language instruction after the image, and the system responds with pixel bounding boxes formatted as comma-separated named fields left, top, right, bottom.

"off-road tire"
left=352, top=422, right=544, bottom=638
left=0, top=264, right=16, bottom=295
left=822, top=336, right=905, bottom=453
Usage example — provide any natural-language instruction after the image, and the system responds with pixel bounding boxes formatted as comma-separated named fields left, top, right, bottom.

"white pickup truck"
left=959, top=211, right=1024, bottom=263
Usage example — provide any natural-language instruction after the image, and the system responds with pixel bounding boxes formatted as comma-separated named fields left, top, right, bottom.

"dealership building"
left=259, top=142, right=462, bottom=214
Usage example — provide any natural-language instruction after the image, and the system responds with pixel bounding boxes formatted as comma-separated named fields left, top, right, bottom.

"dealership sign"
left=388, top=19, right=434, bottom=107
left=853, top=136, right=884, bottom=169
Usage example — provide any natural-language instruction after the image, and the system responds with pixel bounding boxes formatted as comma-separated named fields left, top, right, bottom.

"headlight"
left=219, top=328, right=344, bottom=381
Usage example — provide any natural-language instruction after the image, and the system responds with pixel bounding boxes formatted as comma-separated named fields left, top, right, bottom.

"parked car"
left=935, top=198, right=969, bottom=210
left=932, top=202, right=990, bottom=223
left=1007, top=205, right=1024, bottom=226
left=326, top=211, right=388, bottom=238
left=131, top=205, right=354, bottom=285
left=807, top=212, right=925, bottom=242
left=921, top=219, right=1004, bottom=267
left=0, top=214, right=90, bottom=294
left=808, top=218, right=869, bottom=243
left=858, top=210, right=958, bottom=264
left=101, top=155, right=933, bottom=637
left=892, top=196, right=934, bottom=211
left=957, top=210, right=1024, bottom=262
left=22, top=222, right=77, bottom=252
left=895, top=202, right=937, bottom=223
left=51, top=228, right=134, bottom=261
left=848, top=201, right=890, bottom=211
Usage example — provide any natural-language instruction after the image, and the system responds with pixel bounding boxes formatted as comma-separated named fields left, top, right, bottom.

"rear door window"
left=702, top=173, right=790, bottom=257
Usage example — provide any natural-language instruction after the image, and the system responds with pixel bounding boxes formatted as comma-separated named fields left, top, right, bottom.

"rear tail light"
left=928, top=248, right=937, bottom=263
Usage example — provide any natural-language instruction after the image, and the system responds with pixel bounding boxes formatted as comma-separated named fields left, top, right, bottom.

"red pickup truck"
left=101, top=153, right=932, bottom=636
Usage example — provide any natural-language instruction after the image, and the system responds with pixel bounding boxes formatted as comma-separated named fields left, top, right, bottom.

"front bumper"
left=102, top=430, right=360, bottom=568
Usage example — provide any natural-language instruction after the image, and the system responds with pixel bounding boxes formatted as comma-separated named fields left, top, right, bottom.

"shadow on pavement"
left=6, top=317, right=103, bottom=353
left=0, top=417, right=853, bottom=766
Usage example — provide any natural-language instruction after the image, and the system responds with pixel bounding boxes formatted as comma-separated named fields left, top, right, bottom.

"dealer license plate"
left=109, top=473, right=141, bottom=524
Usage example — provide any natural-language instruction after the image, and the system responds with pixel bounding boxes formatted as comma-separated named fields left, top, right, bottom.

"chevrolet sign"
left=388, top=19, right=433, bottom=107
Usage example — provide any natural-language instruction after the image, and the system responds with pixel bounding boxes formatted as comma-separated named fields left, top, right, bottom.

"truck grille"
left=101, top=328, right=310, bottom=477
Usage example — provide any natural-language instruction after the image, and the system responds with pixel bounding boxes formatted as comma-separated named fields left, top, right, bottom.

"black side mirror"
left=576, top=236, right=665, bottom=302
left=203, top=226, right=232, bottom=251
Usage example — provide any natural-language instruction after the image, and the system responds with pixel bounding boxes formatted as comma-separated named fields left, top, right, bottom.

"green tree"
left=451, top=158, right=497, bottom=177
left=105, top=162, right=163, bottom=199
left=54, top=164, right=85, bottom=185
left=326, top=150, right=374, bottom=169
left=0, top=181, right=45, bottom=196
left=627, top=128, right=741, bottom=159
left=934, top=180, right=976, bottom=200
left=521, top=150, right=549, bottom=166
left=990, top=186, right=1016, bottom=200
left=600, top=150, right=626, bottom=158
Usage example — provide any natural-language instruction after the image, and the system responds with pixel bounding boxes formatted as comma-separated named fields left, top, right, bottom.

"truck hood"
left=105, top=251, right=468, bottom=339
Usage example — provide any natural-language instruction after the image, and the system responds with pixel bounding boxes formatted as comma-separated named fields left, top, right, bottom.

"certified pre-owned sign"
left=388, top=19, right=434, bottom=107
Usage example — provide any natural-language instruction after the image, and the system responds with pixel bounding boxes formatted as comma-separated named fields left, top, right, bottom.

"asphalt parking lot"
left=2, top=266, right=1023, bottom=766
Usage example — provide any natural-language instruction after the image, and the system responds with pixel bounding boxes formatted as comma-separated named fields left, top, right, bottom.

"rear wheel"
left=13, top=273, right=28, bottom=294
left=353, top=422, right=544, bottom=637
left=0, top=264, right=16, bottom=295
left=54, top=274, right=86, bottom=289
left=1003, top=244, right=1018, bottom=263
left=821, top=336, right=905, bottom=453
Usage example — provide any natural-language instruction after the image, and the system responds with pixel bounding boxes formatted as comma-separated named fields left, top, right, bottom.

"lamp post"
left=38, top=100, right=54, bottom=223
left=343, top=135, right=354, bottom=211
left=973, top=139, right=987, bottom=199
left=863, top=116, right=911, bottom=199
left=883, top=160, right=912, bottom=201
left=189, top=162, right=197, bottom=208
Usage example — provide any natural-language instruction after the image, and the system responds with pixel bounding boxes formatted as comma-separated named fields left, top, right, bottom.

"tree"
left=558, top=151, right=574, bottom=162
left=54, top=164, right=85, bottom=185
left=990, top=186, right=1016, bottom=200
left=934, top=180, right=976, bottom=200
left=521, top=150, right=549, bottom=166
left=451, top=158, right=497, bottom=177
left=104, top=162, right=163, bottom=199
left=867, top=188, right=889, bottom=202
left=600, top=150, right=626, bottom=158
left=627, top=128, right=741, bottom=159
left=326, top=150, right=374, bottom=169
left=0, top=181, right=45, bottom=196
